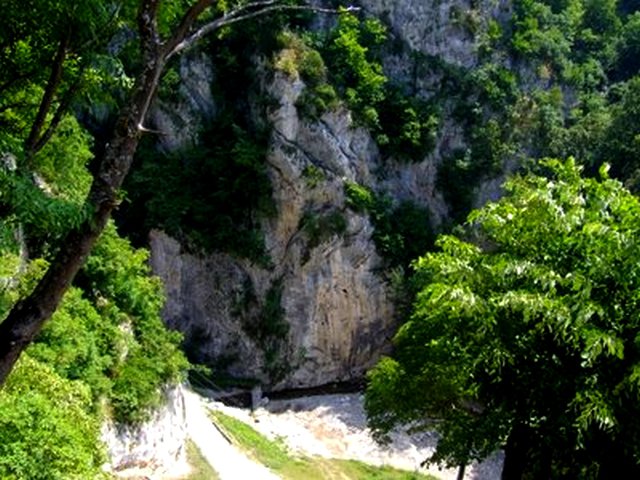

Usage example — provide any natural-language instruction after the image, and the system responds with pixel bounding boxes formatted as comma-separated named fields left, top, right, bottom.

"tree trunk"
left=0, top=49, right=165, bottom=386
left=501, top=422, right=531, bottom=480
left=457, top=463, right=466, bottom=480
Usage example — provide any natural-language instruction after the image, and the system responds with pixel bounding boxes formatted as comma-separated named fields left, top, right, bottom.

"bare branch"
left=162, top=0, right=282, bottom=60
left=167, top=2, right=358, bottom=59
left=163, top=0, right=214, bottom=59
left=137, top=123, right=166, bottom=134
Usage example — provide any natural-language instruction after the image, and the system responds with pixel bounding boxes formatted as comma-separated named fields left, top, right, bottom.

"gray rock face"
left=359, top=0, right=511, bottom=68
left=147, top=0, right=509, bottom=390
left=150, top=71, right=395, bottom=388
left=151, top=50, right=216, bottom=153
left=102, top=386, right=188, bottom=477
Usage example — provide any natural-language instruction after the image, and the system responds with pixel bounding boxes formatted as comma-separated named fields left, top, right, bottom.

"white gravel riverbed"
left=207, top=393, right=503, bottom=480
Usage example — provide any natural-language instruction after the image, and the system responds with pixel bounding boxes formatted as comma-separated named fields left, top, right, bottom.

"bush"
left=0, top=356, right=106, bottom=480
left=29, top=223, right=188, bottom=424
left=126, top=122, right=275, bottom=265
left=323, top=13, right=387, bottom=129
left=345, top=182, right=432, bottom=268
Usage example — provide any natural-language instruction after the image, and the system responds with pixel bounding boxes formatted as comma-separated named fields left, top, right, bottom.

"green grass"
left=183, top=438, right=220, bottom=480
left=209, top=409, right=437, bottom=480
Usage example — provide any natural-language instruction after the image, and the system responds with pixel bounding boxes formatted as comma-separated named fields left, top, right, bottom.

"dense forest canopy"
left=1, top=0, right=640, bottom=478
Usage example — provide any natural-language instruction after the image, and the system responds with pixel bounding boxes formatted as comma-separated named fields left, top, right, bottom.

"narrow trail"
left=183, top=389, right=280, bottom=480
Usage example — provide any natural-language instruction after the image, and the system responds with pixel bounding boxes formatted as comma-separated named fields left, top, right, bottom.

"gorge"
left=2, top=0, right=640, bottom=478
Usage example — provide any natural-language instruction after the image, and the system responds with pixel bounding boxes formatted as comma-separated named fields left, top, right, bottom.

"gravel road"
left=184, top=389, right=281, bottom=480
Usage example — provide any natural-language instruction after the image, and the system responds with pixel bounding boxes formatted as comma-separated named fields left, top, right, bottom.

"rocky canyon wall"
left=147, top=0, right=510, bottom=389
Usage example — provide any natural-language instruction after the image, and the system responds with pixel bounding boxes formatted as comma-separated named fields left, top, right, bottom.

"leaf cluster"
left=344, top=182, right=433, bottom=269
left=366, top=159, right=640, bottom=476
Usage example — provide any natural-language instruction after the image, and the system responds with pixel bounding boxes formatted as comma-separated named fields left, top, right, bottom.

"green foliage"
left=0, top=355, right=106, bottom=480
left=0, top=169, right=86, bottom=257
left=345, top=182, right=433, bottom=268
left=82, top=223, right=188, bottom=422
left=367, top=159, right=640, bottom=476
left=602, top=76, right=640, bottom=188
left=313, top=12, right=441, bottom=161
left=431, top=0, right=640, bottom=223
left=301, top=164, right=326, bottom=188
left=376, top=90, right=440, bottom=160
left=615, top=12, right=640, bottom=80
left=296, top=83, right=340, bottom=119
left=274, top=31, right=340, bottom=118
left=27, top=288, right=113, bottom=401
left=0, top=0, right=132, bottom=164
left=126, top=122, right=274, bottom=265
left=120, top=13, right=287, bottom=265
left=25, top=223, right=188, bottom=424
left=33, top=114, right=93, bottom=203
left=324, top=13, right=387, bottom=129
left=511, top=0, right=577, bottom=69
left=275, top=31, right=327, bottom=84
left=366, top=199, right=433, bottom=270
left=344, top=181, right=376, bottom=212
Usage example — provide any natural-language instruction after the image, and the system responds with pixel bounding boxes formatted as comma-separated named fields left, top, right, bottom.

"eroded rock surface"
left=148, top=0, right=508, bottom=389
left=150, top=70, right=395, bottom=388
left=102, top=386, right=189, bottom=478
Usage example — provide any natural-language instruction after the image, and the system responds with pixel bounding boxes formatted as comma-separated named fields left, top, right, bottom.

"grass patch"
left=209, top=409, right=437, bottom=480
left=330, top=459, right=433, bottom=479
left=183, top=439, right=220, bottom=480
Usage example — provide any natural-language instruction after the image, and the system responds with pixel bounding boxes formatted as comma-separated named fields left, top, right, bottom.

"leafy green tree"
left=29, top=223, right=188, bottom=423
left=615, top=12, right=640, bottom=80
left=602, top=76, right=640, bottom=188
left=366, top=159, right=640, bottom=479
left=0, top=355, right=106, bottom=479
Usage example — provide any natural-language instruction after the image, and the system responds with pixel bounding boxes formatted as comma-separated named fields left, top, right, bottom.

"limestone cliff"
left=359, top=0, right=511, bottom=68
left=150, top=68, right=395, bottom=387
left=146, top=0, right=510, bottom=389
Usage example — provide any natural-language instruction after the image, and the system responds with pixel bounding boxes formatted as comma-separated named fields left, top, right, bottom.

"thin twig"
left=167, top=3, right=359, bottom=59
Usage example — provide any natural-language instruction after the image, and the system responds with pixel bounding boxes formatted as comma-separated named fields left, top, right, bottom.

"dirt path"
left=183, top=389, right=280, bottom=480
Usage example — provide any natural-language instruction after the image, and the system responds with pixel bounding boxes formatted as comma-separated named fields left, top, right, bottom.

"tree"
left=0, top=356, right=106, bottom=479
left=365, top=159, right=640, bottom=478
left=0, top=0, right=350, bottom=386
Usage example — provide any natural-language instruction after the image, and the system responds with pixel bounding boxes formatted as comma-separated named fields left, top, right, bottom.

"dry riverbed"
left=206, top=393, right=503, bottom=480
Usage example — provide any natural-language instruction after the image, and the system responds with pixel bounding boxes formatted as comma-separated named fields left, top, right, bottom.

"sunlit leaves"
left=366, top=159, right=640, bottom=475
left=0, top=356, right=106, bottom=479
